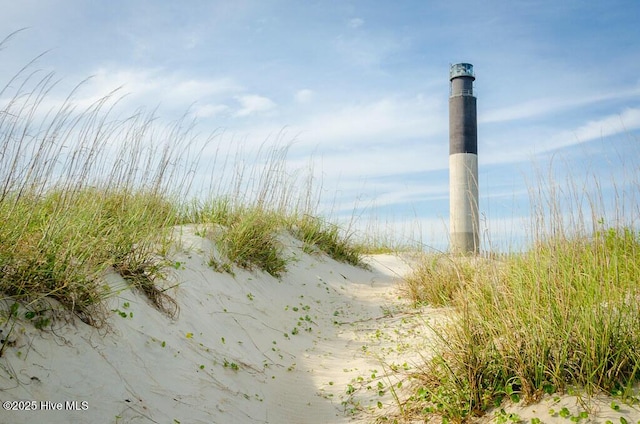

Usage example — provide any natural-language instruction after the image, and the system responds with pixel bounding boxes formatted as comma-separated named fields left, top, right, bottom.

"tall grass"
left=185, top=141, right=367, bottom=275
left=399, top=154, right=640, bottom=422
left=192, top=199, right=289, bottom=277
left=0, top=58, right=195, bottom=323
left=0, top=37, right=365, bottom=328
left=0, top=188, right=180, bottom=323
left=290, top=214, right=365, bottom=266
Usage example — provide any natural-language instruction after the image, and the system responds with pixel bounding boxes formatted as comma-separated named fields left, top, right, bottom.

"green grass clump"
left=220, top=210, right=286, bottom=277
left=401, top=223, right=640, bottom=422
left=191, top=202, right=367, bottom=276
left=289, top=214, right=365, bottom=267
left=403, top=254, right=485, bottom=307
left=195, top=199, right=288, bottom=277
left=0, top=188, right=180, bottom=324
left=396, top=148, right=640, bottom=422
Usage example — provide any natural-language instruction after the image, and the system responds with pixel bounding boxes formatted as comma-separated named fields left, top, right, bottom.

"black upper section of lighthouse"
left=449, top=63, right=477, bottom=155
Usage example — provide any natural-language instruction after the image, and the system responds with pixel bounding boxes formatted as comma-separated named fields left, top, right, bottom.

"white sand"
left=1, top=226, right=638, bottom=423
left=479, top=391, right=640, bottom=424
left=0, top=226, right=434, bottom=423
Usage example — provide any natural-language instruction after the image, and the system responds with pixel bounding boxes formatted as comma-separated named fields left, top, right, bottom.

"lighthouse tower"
left=449, top=63, right=479, bottom=254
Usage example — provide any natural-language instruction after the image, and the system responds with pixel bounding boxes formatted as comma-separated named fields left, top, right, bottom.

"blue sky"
left=2, top=0, right=639, bottom=251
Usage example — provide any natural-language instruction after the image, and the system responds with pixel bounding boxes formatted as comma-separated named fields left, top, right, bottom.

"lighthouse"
left=449, top=63, right=479, bottom=254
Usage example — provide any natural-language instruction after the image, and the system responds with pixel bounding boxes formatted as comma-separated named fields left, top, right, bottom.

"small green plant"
left=33, top=317, right=50, bottom=329
left=505, top=381, right=521, bottom=403
left=495, top=409, right=521, bottom=424
left=208, top=257, right=235, bottom=275
left=223, top=359, right=239, bottom=371
left=112, top=309, right=129, bottom=319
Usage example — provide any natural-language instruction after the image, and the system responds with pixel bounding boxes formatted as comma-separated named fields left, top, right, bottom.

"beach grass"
left=0, top=45, right=365, bottom=329
left=396, top=160, right=640, bottom=422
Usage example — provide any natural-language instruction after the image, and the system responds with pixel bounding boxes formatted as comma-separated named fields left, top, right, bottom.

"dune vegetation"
left=0, top=43, right=366, bottom=333
left=396, top=162, right=640, bottom=422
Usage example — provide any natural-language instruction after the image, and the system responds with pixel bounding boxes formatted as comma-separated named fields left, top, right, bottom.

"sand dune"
left=1, top=225, right=433, bottom=423
left=2, top=225, right=638, bottom=423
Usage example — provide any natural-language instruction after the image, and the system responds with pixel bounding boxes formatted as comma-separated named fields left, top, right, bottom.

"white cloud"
left=73, top=68, right=241, bottom=112
left=88, top=68, right=162, bottom=101
left=294, top=89, right=314, bottom=103
left=285, top=142, right=448, bottom=186
left=475, top=107, right=640, bottom=169
left=169, top=78, right=239, bottom=102
left=292, top=95, right=446, bottom=147
left=481, top=88, right=640, bottom=124
left=193, top=103, right=229, bottom=118
left=234, top=94, right=276, bottom=117
left=0, top=66, right=245, bottom=141
left=368, top=183, right=450, bottom=208
left=541, top=107, right=640, bottom=152
left=569, top=107, right=640, bottom=141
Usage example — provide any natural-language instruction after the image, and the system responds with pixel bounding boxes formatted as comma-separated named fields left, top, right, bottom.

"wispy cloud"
left=368, top=183, right=449, bottom=208
left=545, top=107, right=640, bottom=149
left=292, top=95, right=445, bottom=147
left=80, top=67, right=241, bottom=110
left=234, top=94, right=277, bottom=117
left=287, top=144, right=448, bottom=185
left=481, top=88, right=640, bottom=124
left=193, top=103, right=229, bottom=118
left=478, top=107, right=640, bottom=168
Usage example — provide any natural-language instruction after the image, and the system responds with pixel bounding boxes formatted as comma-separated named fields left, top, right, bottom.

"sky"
left=1, top=0, right=639, bottom=251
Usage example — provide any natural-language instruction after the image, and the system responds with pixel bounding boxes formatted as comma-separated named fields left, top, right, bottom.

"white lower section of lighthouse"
left=449, top=153, right=479, bottom=254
